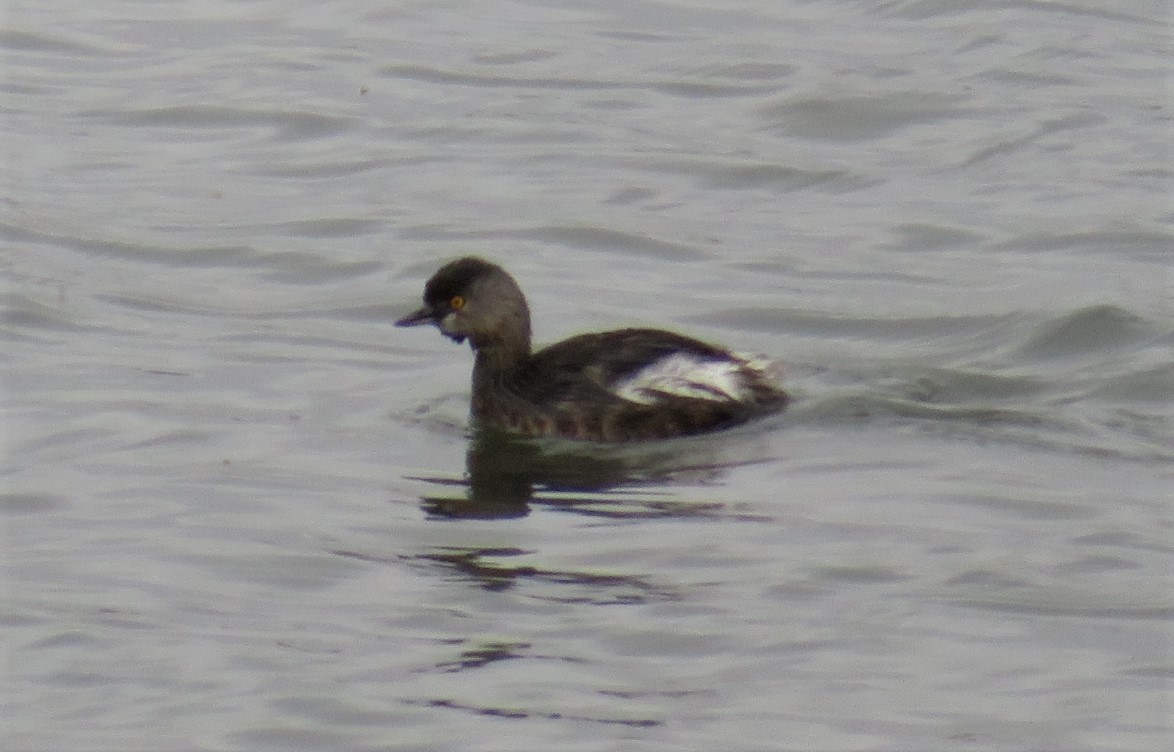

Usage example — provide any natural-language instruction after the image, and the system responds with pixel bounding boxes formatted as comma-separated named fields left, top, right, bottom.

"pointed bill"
left=395, top=306, right=434, bottom=327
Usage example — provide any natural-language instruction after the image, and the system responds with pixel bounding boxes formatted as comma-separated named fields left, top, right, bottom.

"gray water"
left=3, top=1, right=1172, bottom=750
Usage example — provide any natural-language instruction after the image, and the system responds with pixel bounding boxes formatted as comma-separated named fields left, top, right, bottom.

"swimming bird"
left=396, top=257, right=787, bottom=441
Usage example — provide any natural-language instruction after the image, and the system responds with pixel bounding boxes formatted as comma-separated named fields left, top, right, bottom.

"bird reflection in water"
left=413, top=424, right=772, bottom=521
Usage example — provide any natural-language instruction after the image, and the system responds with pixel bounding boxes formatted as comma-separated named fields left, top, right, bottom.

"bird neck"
left=471, top=334, right=531, bottom=373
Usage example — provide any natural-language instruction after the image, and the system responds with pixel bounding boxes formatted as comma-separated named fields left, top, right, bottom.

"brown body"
left=397, top=257, right=787, bottom=442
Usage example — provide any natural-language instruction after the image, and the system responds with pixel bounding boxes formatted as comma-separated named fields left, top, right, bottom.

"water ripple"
left=381, top=63, right=784, bottom=98
left=89, top=105, right=354, bottom=140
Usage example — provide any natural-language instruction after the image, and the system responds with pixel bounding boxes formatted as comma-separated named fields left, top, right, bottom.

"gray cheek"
left=439, top=311, right=460, bottom=334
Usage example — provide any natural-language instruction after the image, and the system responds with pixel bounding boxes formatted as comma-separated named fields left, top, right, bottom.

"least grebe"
left=396, top=257, right=787, bottom=441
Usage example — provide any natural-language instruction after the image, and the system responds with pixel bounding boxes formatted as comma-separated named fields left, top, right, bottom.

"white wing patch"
left=610, top=352, right=777, bottom=405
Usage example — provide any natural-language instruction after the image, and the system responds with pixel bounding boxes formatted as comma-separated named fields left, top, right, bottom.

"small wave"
left=380, top=63, right=781, bottom=99
left=993, top=228, right=1173, bottom=260
left=789, top=388, right=1048, bottom=430
left=788, top=362, right=1174, bottom=463
left=1009, top=304, right=1168, bottom=361
left=399, top=223, right=708, bottom=262
left=759, top=91, right=971, bottom=142
left=86, top=105, right=354, bottom=141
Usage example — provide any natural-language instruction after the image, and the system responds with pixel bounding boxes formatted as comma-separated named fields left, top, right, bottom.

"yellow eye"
left=449, top=295, right=466, bottom=310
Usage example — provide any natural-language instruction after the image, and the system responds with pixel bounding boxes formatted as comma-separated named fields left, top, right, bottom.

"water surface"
left=3, top=1, right=1172, bottom=750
